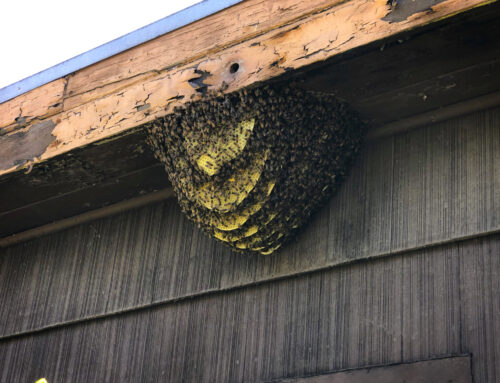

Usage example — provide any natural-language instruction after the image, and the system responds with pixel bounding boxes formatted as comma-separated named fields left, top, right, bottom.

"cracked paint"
left=0, top=0, right=489, bottom=179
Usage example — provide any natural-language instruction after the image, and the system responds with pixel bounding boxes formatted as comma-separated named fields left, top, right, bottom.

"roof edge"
left=0, top=0, right=242, bottom=104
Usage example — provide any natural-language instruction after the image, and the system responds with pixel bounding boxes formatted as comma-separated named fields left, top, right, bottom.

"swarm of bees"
left=146, top=84, right=365, bottom=254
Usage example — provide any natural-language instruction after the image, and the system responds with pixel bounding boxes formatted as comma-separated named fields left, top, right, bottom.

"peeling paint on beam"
left=0, top=78, right=65, bottom=134
left=0, top=0, right=244, bottom=104
left=0, top=0, right=495, bottom=177
left=0, top=0, right=345, bottom=138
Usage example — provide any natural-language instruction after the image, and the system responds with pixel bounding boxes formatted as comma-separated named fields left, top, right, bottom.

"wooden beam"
left=0, top=188, right=174, bottom=248
left=0, top=0, right=495, bottom=178
left=0, top=78, right=65, bottom=134
left=0, top=0, right=340, bottom=135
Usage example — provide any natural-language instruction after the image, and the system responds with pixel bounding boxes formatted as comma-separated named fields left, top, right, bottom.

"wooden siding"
left=275, top=357, right=473, bottom=383
left=0, top=234, right=498, bottom=382
left=0, top=106, right=498, bottom=382
left=1, top=106, right=498, bottom=337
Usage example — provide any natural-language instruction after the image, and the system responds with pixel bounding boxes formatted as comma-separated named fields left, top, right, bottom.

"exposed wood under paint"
left=1, top=0, right=499, bottom=240
left=0, top=79, right=65, bottom=134
left=0, top=0, right=494, bottom=178
left=0, top=0, right=344, bottom=147
left=2, top=93, right=499, bottom=243
left=0, top=0, right=244, bottom=103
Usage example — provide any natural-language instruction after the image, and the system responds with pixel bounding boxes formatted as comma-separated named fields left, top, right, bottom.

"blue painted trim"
left=0, top=0, right=242, bottom=104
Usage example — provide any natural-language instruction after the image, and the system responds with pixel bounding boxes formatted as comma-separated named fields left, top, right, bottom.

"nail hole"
left=229, top=63, right=239, bottom=74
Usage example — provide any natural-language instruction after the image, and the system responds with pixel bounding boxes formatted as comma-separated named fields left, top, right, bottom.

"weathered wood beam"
left=0, top=0, right=494, bottom=178
left=0, top=79, right=66, bottom=133
left=0, top=0, right=340, bottom=135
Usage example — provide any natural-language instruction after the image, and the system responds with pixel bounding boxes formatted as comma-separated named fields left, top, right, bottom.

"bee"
left=146, top=82, right=366, bottom=254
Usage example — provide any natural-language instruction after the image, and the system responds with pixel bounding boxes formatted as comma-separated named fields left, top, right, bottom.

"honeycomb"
left=147, top=84, right=365, bottom=254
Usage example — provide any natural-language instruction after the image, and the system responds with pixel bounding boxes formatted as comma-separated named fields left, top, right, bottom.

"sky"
left=0, top=0, right=200, bottom=89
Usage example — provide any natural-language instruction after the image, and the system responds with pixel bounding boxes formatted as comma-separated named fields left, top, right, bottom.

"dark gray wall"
left=0, top=235, right=498, bottom=382
left=0, top=107, right=499, bottom=382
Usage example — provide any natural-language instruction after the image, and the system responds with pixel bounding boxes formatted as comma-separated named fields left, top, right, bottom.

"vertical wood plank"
left=0, top=234, right=497, bottom=382
left=0, top=107, right=498, bottom=341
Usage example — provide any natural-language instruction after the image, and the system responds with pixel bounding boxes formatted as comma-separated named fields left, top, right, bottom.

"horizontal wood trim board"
left=354, top=57, right=500, bottom=125
left=272, top=356, right=473, bottom=383
left=0, top=0, right=495, bottom=178
left=0, top=0, right=244, bottom=104
left=0, top=163, right=170, bottom=238
left=0, top=106, right=498, bottom=339
left=0, top=234, right=497, bottom=382
left=0, top=127, right=163, bottom=213
left=0, top=189, right=174, bottom=248
left=367, top=90, right=500, bottom=138
left=0, top=0, right=339, bottom=132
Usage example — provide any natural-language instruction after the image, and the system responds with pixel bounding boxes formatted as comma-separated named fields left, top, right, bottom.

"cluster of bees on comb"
left=147, top=84, right=365, bottom=255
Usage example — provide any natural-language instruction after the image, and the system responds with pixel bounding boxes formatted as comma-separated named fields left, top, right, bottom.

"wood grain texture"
left=64, top=0, right=343, bottom=99
left=0, top=234, right=497, bottom=382
left=1, top=0, right=342, bottom=133
left=0, top=3, right=500, bottom=237
left=0, top=78, right=65, bottom=134
left=0, top=0, right=493, bottom=177
left=2, top=4, right=499, bottom=239
left=301, top=3, right=500, bottom=126
left=0, top=107, right=498, bottom=340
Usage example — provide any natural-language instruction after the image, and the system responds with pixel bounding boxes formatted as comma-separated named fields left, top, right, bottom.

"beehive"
left=147, top=84, right=365, bottom=254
